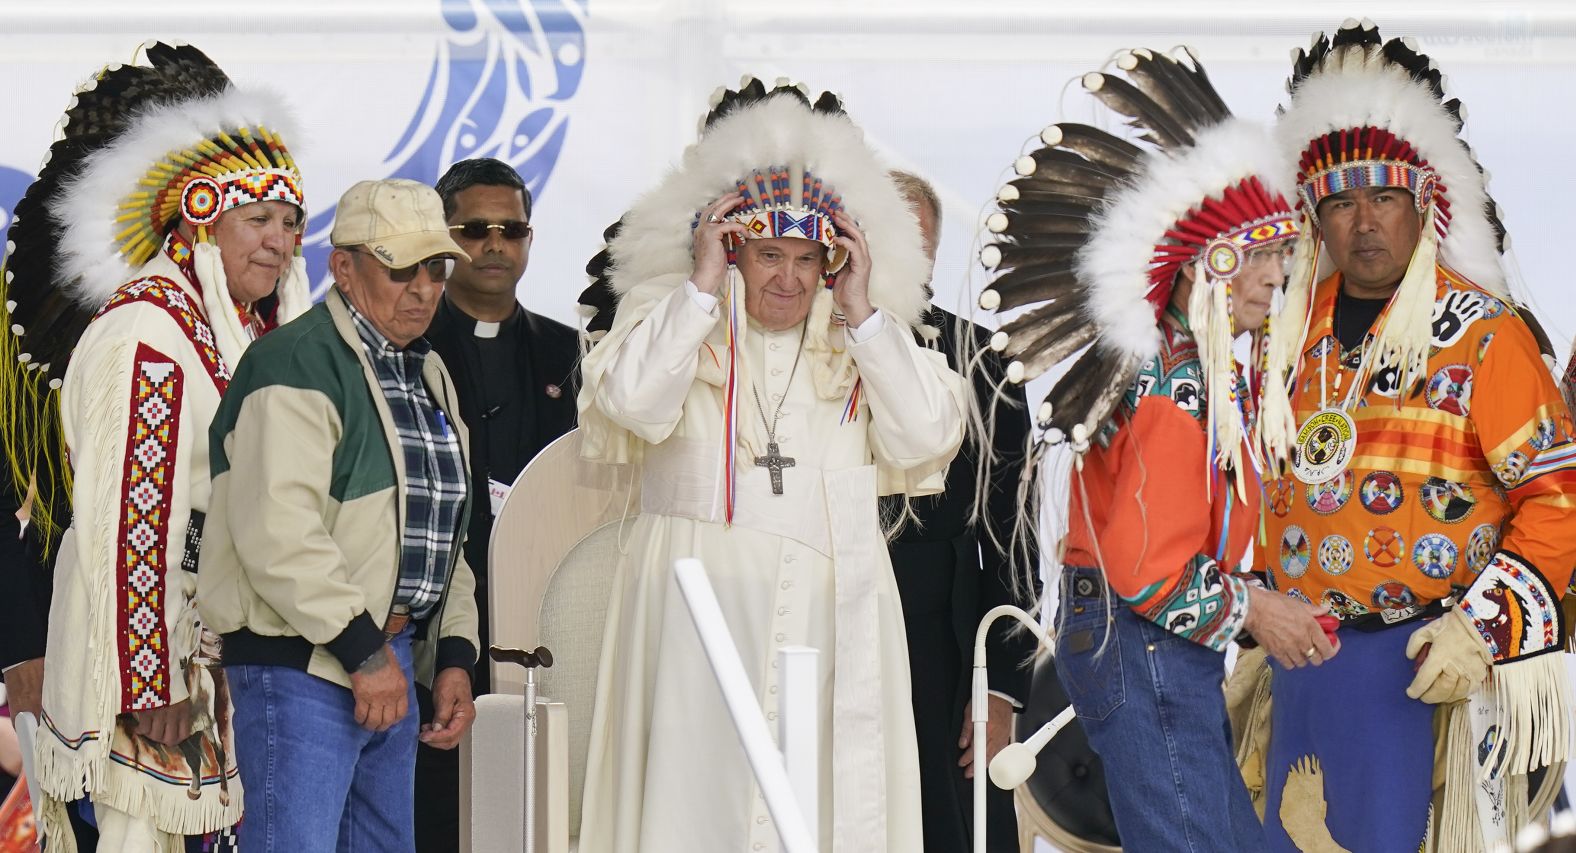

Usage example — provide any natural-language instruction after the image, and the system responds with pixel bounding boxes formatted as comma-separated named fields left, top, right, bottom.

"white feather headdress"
left=976, top=47, right=1298, bottom=478
left=53, top=85, right=304, bottom=311
left=607, top=92, right=930, bottom=326
left=0, top=42, right=307, bottom=544
left=1260, top=19, right=1509, bottom=466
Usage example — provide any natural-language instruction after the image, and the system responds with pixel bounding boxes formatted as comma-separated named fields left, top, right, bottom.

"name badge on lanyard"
left=488, top=478, right=512, bottom=517
left=1291, top=408, right=1357, bottom=485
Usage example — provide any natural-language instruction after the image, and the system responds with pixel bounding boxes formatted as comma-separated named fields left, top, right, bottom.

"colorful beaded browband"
left=1145, top=175, right=1299, bottom=308
left=717, top=166, right=847, bottom=271
left=1293, top=125, right=1445, bottom=223
left=180, top=169, right=304, bottom=226
left=1199, top=214, right=1300, bottom=280
left=1299, top=159, right=1437, bottom=216
left=117, top=124, right=304, bottom=266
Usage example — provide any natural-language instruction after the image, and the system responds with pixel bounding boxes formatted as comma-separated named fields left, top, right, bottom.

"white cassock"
left=576, top=275, right=966, bottom=853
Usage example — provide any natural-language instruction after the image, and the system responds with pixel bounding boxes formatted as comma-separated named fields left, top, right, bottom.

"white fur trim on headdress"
left=606, top=95, right=930, bottom=326
left=190, top=242, right=311, bottom=367
left=1275, top=46, right=1505, bottom=294
left=50, top=86, right=302, bottom=311
left=1077, top=118, right=1299, bottom=363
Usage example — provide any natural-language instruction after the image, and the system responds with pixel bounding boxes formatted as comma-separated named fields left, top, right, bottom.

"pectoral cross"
left=754, top=441, right=796, bottom=495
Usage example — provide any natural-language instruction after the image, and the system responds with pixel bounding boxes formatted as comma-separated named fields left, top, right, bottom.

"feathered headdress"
left=708, top=80, right=854, bottom=274
left=977, top=47, right=1297, bottom=484
left=0, top=42, right=307, bottom=542
left=578, top=77, right=860, bottom=343
left=597, top=77, right=928, bottom=522
left=605, top=79, right=928, bottom=323
left=1260, top=19, right=1507, bottom=466
left=578, top=217, right=623, bottom=347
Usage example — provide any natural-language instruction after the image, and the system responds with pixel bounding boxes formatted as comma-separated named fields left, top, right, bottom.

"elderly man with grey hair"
left=883, top=169, right=1040, bottom=852
left=199, top=179, right=482, bottom=852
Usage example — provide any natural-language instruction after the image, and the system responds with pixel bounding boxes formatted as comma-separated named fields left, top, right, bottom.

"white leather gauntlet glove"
left=1404, top=608, right=1492, bottom=704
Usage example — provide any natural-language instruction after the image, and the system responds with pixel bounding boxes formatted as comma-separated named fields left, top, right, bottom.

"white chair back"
left=462, top=429, right=638, bottom=849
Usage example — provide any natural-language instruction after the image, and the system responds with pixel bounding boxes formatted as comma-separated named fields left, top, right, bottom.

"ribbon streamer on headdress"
left=720, top=267, right=743, bottom=524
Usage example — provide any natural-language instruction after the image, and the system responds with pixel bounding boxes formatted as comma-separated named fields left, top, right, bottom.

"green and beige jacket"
left=198, top=288, right=480, bottom=691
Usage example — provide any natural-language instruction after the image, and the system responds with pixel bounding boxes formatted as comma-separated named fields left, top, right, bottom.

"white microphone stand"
left=675, top=557, right=819, bottom=853
left=986, top=706, right=1078, bottom=790
left=972, top=605, right=1054, bottom=853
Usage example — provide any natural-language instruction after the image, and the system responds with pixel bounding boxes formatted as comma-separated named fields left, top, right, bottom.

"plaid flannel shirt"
left=348, top=303, right=467, bottom=621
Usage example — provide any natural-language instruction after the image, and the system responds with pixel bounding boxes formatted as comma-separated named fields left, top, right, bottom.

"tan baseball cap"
left=330, top=179, right=470, bottom=267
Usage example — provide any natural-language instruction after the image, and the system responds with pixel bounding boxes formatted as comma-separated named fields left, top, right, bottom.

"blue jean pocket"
left=1055, top=599, right=1126, bottom=722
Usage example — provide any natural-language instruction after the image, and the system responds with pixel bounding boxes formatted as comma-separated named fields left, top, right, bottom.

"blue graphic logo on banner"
left=0, top=165, right=32, bottom=241
left=302, top=0, right=587, bottom=295
left=0, top=1, right=583, bottom=299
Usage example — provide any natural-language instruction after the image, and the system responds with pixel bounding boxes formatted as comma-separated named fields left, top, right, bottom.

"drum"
left=1015, top=652, right=1121, bottom=852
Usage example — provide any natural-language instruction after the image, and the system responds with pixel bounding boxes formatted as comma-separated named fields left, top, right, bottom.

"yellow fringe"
left=1351, top=208, right=1439, bottom=406
left=1186, top=256, right=1248, bottom=491
left=1257, top=212, right=1320, bottom=470
left=0, top=260, right=71, bottom=548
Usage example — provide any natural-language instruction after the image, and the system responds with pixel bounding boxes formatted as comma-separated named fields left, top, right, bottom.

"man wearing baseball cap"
left=198, top=179, right=481, bottom=851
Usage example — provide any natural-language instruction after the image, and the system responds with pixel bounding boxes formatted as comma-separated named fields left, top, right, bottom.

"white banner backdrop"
left=1, top=0, right=1573, bottom=349
left=2, top=4, right=1574, bottom=847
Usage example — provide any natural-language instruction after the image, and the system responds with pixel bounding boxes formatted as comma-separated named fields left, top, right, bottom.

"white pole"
left=524, top=667, right=539, bottom=853
left=971, top=605, right=1053, bottom=853
left=674, top=558, right=818, bottom=853
left=15, top=711, right=40, bottom=817
left=778, top=645, right=819, bottom=837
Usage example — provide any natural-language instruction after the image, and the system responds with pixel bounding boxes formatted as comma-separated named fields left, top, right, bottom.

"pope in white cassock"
left=575, top=87, right=967, bottom=852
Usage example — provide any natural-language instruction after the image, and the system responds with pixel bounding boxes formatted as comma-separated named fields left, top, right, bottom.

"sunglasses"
left=347, top=247, right=455, bottom=284
left=449, top=221, right=532, bottom=241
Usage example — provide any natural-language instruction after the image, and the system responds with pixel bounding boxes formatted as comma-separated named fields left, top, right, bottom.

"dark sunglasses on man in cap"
left=346, top=247, right=456, bottom=284
left=449, top=220, right=532, bottom=241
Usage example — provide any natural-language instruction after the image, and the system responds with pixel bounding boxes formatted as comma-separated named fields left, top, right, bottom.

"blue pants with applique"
left=1264, top=623, right=1434, bottom=852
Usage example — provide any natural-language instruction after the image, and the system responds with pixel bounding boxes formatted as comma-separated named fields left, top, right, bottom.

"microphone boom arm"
left=971, top=605, right=1053, bottom=853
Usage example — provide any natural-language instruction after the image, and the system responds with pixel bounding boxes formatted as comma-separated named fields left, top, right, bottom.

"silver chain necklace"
left=750, top=320, right=809, bottom=495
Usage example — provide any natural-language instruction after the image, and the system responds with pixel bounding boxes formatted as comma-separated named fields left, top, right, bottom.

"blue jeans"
left=1053, top=567, right=1264, bottom=852
left=227, top=628, right=419, bottom=853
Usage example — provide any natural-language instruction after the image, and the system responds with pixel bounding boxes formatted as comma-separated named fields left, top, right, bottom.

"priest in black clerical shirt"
left=886, top=172, right=1041, bottom=853
left=416, top=158, right=580, bottom=852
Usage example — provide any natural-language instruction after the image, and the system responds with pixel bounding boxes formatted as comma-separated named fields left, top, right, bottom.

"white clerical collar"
left=473, top=319, right=501, bottom=339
